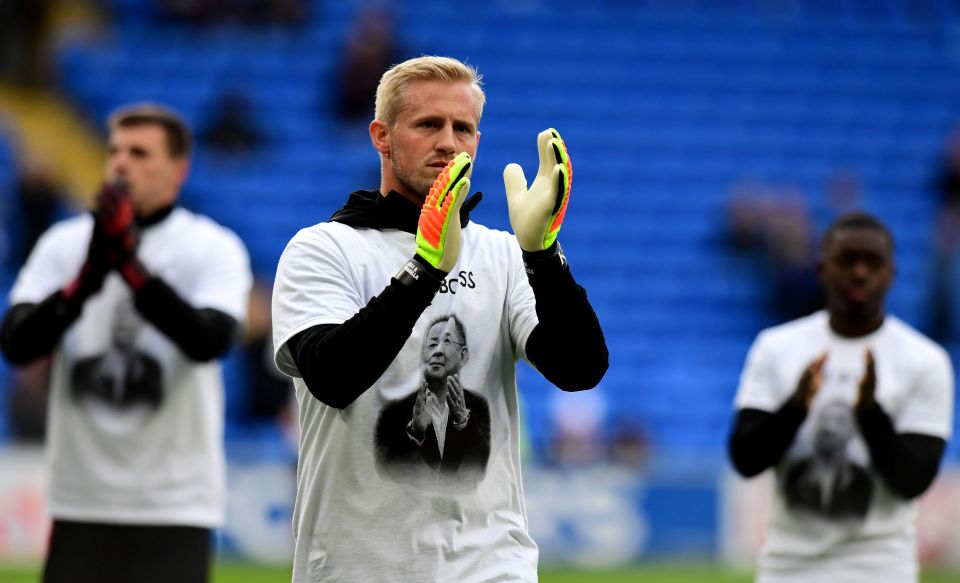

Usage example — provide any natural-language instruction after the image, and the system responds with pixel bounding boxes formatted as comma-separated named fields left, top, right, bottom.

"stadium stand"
left=4, top=0, right=954, bottom=460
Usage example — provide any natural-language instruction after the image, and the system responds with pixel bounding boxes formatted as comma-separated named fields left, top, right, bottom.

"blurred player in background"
left=271, top=55, right=608, bottom=582
left=729, top=212, right=953, bottom=583
left=0, top=103, right=252, bottom=583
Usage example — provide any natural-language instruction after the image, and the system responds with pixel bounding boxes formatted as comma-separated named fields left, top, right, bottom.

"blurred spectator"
left=723, top=179, right=771, bottom=257
left=926, top=125, right=960, bottom=343
left=332, top=9, right=403, bottom=124
left=10, top=156, right=68, bottom=267
left=7, top=357, right=51, bottom=441
left=722, top=179, right=823, bottom=323
left=0, top=0, right=53, bottom=87
left=199, top=90, right=265, bottom=158
left=243, top=279, right=293, bottom=422
left=607, top=416, right=650, bottom=470
left=547, top=387, right=608, bottom=467
left=825, top=167, right=863, bottom=217
left=764, top=189, right=823, bottom=322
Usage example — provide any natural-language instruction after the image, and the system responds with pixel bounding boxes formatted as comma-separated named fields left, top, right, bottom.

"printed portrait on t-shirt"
left=783, top=400, right=873, bottom=519
left=71, top=298, right=163, bottom=410
left=374, top=314, right=491, bottom=490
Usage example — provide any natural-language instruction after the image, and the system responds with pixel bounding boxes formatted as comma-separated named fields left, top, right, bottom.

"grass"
left=0, top=562, right=957, bottom=582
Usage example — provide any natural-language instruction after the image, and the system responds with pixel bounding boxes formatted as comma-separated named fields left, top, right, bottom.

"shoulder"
left=39, top=213, right=94, bottom=243
left=753, top=311, right=828, bottom=350
left=884, top=316, right=952, bottom=371
left=169, top=208, right=246, bottom=249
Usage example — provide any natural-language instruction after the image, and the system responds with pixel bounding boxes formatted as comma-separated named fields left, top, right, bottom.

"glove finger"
left=543, top=165, right=569, bottom=249
left=503, top=163, right=527, bottom=201
left=535, top=128, right=556, bottom=181
left=450, top=178, right=471, bottom=216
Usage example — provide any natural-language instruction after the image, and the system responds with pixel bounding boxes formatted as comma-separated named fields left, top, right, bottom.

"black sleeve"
left=0, top=291, right=85, bottom=365
left=132, top=277, right=238, bottom=362
left=728, top=403, right=808, bottom=478
left=523, top=245, right=608, bottom=391
left=286, top=275, right=439, bottom=409
left=856, top=402, right=947, bottom=499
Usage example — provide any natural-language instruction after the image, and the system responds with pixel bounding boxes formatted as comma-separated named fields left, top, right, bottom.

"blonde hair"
left=375, top=55, right=485, bottom=127
left=107, top=102, right=193, bottom=159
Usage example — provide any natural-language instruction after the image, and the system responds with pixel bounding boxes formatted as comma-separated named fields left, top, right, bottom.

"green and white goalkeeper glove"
left=504, top=128, right=572, bottom=252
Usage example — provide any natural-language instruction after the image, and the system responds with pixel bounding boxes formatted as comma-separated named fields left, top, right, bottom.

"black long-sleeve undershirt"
left=729, top=403, right=945, bottom=500
left=1, top=276, right=237, bottom=365
left=287, top=246, right=608, bottom=409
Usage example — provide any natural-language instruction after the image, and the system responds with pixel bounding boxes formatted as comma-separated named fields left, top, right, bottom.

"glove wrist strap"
left=394, top=256, right=444, bottom=294
left=522, top=242, right=567, bottom=277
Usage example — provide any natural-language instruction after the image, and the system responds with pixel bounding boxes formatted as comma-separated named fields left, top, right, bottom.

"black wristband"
left=522, top=242, right=567, bottom=277
left=394, top=256, right=444, bottom=294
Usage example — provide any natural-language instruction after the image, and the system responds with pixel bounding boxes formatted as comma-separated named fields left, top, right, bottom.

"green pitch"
left=0, top=563, right=957, bottom=582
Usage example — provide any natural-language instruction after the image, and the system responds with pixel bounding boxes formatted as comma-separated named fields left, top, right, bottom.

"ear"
left=370, top=119, right=390, bottom=156
left=175, top=158, right=190, bottom=184
left=460, top=345, right=469, bottom=366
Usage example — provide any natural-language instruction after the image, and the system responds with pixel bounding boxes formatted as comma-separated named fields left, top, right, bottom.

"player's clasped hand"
left=94, top=179, right=139, bottom=268
left=791, top=352, right=827, bottom=410
left=504, top=128, right=573, bottom=252
left=415, top=152, right=473, bottom=274
left=856, top=349, right=876, bottom=413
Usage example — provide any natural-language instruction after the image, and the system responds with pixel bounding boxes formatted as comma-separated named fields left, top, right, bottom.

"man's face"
left=819, top=228, right=894, bottom=321
left=106, top=124, right=186, bottom=216
left=814, top=402, right=854, bottom=457
left=422, top=318, right=468, bottom=383
left=385, top=80, right=480, bottom=201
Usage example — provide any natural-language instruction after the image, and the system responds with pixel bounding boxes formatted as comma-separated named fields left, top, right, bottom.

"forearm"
left=288, top=274, right=440, bottom=409
left=132, top=277, right=238, bottom=362
left=523, top=244, right=608, bottom=391
left=0, top=292, right=85, bottom=365
left=728, top=403, right=807, bottom=477
left=856, top=403, right=946, bottom=499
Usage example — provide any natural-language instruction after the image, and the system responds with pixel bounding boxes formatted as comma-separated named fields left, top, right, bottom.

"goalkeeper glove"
left=415, top=152, right=473, bottom=273
left=95, top=179, right=149, bottom=290
left=503, top=128, right=572, bottom=252
left=395, top=152, right=473, bottom=290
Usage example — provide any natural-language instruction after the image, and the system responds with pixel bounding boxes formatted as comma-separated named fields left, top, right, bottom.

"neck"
left=829, top=311, right=884, bottom=338
left=136, top=203, right=175, bottom=228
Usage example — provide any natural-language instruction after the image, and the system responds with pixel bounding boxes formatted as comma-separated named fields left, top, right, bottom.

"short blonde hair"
left=375, top=55, right=485, bottom=127
left=107, top=102, right=193, bottom=159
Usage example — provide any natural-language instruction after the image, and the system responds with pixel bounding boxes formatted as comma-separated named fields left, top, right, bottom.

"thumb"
left=503, top=164, right=527, bottom=201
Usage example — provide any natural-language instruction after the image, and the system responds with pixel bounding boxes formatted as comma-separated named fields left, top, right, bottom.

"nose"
left=108, top=152, right=128, bottom=178
left=851, top=260, right=870, bottom=280
left=435, top=125, right=456, bottom=156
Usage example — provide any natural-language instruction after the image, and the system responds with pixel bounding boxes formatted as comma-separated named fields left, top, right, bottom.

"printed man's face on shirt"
left=813, top=401, right=854, bottom=458
left=422, top=317, right=468, bottom=384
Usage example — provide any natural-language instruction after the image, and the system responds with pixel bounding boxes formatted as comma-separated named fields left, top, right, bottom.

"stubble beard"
left=391, top=150, right=433, bottom=201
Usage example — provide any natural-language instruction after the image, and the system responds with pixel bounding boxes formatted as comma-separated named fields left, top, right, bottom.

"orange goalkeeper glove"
left=415, top=152, right=473, bottom=273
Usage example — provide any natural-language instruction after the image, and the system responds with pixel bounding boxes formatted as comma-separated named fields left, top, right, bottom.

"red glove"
left=95, top=180, right=150, bottom=290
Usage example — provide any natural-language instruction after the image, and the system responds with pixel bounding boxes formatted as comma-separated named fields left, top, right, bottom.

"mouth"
left=846, top=288, right=869, bottom=303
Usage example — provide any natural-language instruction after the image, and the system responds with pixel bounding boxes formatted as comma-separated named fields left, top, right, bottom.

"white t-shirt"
left=9, top=208, right=252, bottom=527
left=273, top=221, right=540, bottom=583
left=735, top=311, right=954, bottom=583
